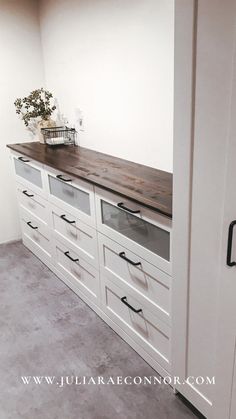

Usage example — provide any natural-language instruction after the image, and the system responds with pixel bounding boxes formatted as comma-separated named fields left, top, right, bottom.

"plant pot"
left=37, top=118, right=56, bottom=144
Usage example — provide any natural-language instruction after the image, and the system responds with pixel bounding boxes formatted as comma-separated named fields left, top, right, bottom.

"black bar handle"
left=227, top=220, right=236, bottom=267
left=18, top=156, right=30, bottom=163
left=64, top=251, right=79, bottom=263
left=121, top=296, right=142, bottom=313
left=56, top=174, right=72, bottom=182
left=23, top=190, right=34, bottom=198
left=27, top=221, right=38, bottom=230
left=117, top=202, right=140, bottom=214
left=119, top=251, right=141, bottom=266
left=60, top=214, right=76, bottom=224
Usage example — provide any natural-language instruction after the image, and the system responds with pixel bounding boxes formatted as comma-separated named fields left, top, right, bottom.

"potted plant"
left=14, top=88, right=56, bottom=143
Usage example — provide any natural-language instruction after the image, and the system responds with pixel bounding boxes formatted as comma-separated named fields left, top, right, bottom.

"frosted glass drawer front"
left=14, top=157, right=42, bottom=189
left=49, top=175, right=90, bottom=215
left=95, top=188, right=172, bottom=274
left=98, top=233, right=171, bottom=325
left=46, top=169, right=96, bottom=226
left=51, top=204, right=98, bottom=267
left=101, top=277, right=171, bottom=372
left=101, top=201, right=170, bottom=260
left=17, top=183, right=49, bottom=225
left=54, top=240, right=100, bottom=304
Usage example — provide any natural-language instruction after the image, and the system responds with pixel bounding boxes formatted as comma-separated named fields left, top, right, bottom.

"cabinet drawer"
left=50, top=204, right=98, bottom=268
left=20, top=208, right=53, bottom=264
left=16, top=183, right=49, bottom=225
left=95, top=187, right=172, bottom=274
left=98, top=233, right=171, bottom=325
left=46, top=167, right=95, bottom=227
left=12, top=154, right=45, bottom=196
left=101, top=277, right=171, bottom=372
left=54, top=240, right=100, bottom=304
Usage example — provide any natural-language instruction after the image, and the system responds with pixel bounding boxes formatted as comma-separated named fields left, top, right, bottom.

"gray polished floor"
left=0, top=241, right=203, bottom=419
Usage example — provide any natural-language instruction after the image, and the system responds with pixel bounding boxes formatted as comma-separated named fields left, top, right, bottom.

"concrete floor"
left=0, top=241, right=204, bottom=419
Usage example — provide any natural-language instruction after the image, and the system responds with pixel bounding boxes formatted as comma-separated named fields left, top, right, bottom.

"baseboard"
left=0, top=236, right=22, bottom=246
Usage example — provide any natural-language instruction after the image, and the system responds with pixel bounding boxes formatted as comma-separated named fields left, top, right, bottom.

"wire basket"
left=41, top=126, right=77, bottom=146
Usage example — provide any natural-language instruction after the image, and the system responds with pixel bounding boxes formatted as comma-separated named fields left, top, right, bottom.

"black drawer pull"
left=227, top=220, right=236, bottom=267
left=60, top=214, right=76, bottom=224
left=117, top=202, right=140, bottom=214
left=119, top=251, right=141, bottom=266
left=64, top=251, right=79, bottom=263
left=18, top=156, right=30, bottom=163
left=121, top=296, right=142, bottom=313
left=56, top=174, right=72, bottom=182
left=27, top=221, right=38, bottom=230
left=23, top=190, right=34, bottom=198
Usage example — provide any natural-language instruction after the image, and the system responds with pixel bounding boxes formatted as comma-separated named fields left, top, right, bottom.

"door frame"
left=172, top=0, right=197, bottom=408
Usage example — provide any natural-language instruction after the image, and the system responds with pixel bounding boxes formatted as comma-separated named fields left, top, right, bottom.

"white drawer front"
left=46, top=167, right=96, bottom=227
left=98, top=233, right=171, bottom=325
left=13, top=154, right=45, bottom=196
left=95, top=187, right=172, bottom=275
left=51, top=204, right=98, bottom=268
left=20, top=208, right=53, bottom=263
left=101, top=277, right=171, bottom=372
left=17, top=183, right=49, bottom=225
left=54, top=240, right=100, bottom=304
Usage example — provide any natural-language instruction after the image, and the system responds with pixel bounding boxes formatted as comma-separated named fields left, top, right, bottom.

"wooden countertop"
left=7, top=142, right=172, bottom=218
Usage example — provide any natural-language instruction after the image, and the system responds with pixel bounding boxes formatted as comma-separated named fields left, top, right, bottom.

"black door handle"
left=117, top=202, right=140, bottom=214
left=64, top=251, right=79, bottom=262
left=60, top=214, right=76, bottom=224
left=27, top=221, right=38, bottom=230
left=18, top=156, right=30, bottom=163
left=227, top=220, right=236, bottom=266
left=121, top=296, right=142, bottom=313
left=119, top=251, right=141, bottom=266
left=56, top=174, right=72, bottom=182
left=23, top=190, right=34, bottom=198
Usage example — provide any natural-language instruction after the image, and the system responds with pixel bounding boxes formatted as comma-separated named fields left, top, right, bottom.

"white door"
left=172, top=1, right=236, bottom=417
left=213, top=33, right=236, bottom=419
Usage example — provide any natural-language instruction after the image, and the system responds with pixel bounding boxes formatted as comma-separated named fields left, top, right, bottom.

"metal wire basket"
left=41, top=126, right=77, bottom=146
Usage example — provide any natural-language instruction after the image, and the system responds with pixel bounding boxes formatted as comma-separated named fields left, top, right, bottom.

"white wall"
left=39, top=0, right=174, bottom=172
left=0, top=0, right=44, bottom=244
left=0, top=0, right=174, bottom=242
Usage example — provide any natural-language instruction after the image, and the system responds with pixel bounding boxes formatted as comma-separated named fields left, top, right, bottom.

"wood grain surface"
left=7, top=142, right=172, bottom=218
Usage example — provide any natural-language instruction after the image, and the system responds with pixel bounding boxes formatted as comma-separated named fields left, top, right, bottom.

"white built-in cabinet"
left=11, top=151, right=172, bottom=379
left=211, top=22, right=236, bottom=419
left=172, top=1, right=236, bottom=418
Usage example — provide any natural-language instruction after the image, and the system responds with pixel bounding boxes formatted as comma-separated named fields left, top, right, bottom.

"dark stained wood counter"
left=7, top=142, right=172, bottom=218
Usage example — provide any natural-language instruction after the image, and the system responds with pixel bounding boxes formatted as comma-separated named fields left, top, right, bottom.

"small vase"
left=37, top=117, right=56, bottom=144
